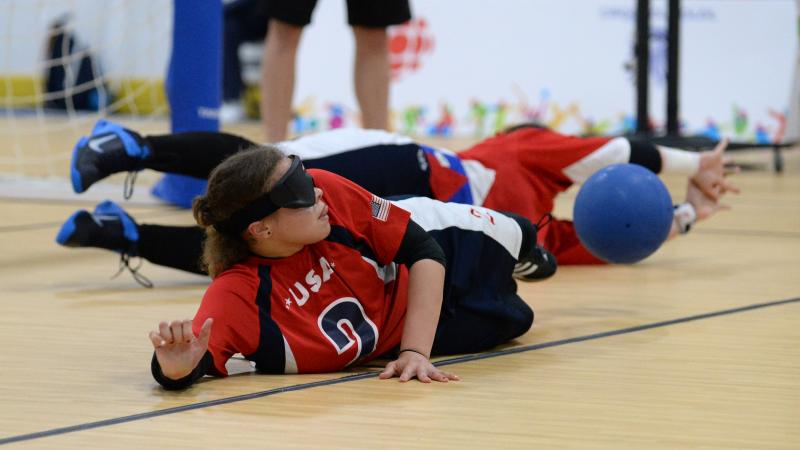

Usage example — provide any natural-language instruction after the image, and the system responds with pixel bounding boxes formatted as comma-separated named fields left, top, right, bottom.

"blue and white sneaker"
left=56, top=200, right=152, bottom=287
left=56, top=200, right=139, bottom=253
left=70, top=119, right=150, bottom=197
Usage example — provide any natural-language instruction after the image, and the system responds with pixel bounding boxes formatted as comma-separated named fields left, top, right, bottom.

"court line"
left=1, top=296, right=798, bottom=446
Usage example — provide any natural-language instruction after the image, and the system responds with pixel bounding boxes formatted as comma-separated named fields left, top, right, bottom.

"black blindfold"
left=214, top=155, right=316, bottom=235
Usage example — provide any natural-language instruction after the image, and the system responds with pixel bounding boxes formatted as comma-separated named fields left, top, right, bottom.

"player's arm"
left=629, top=138, right=740, bottom=200
left=651, top=139, right=739, bottom=241
left=565, top=137, right=737, bottom=199
left=379, top=220, right=459, bottom=383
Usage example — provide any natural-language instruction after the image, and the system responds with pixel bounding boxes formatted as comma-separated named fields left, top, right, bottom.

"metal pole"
left=636, top=0, right=651, bottom=134
left=666, top=0, right=680, bottom=135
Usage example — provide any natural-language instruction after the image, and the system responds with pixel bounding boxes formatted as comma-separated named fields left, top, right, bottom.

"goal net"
left=0, top=0, right=173, bottom=201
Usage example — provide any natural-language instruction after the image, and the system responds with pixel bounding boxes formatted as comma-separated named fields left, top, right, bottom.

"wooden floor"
left=0, top=127, right=798, bottom=448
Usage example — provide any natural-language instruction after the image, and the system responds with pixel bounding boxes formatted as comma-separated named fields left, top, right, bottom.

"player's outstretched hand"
left=378, top=350, right=460, bottom=383
left=693, top=138, right=741, bottom=201
left=687, top=180, right=730, bottom=222
left=148, top=318, right=213, bottom=380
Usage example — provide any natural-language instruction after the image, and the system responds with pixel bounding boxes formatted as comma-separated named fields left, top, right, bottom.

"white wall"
left=295, top=0, right=797, bottom=143
left=1, top=0, right=796, bottom=143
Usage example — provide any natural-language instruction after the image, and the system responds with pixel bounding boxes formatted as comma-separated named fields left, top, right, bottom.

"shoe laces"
left=123, top=171, right=138, bottom=200
left=113, top=253, right=153, bottom=288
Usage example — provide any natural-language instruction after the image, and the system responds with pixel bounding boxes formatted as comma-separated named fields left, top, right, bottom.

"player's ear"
left=247, top=219, right=272, bottom=240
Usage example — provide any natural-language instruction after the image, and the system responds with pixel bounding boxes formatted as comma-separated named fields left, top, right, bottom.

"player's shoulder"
left=205, top=262, right=261, bottom=303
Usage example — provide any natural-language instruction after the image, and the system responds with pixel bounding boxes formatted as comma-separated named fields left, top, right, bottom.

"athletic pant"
left=393, top=197, right=535, bottom=355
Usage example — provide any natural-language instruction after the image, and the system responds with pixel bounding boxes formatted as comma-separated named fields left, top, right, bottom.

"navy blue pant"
left=429, top=226, right=534, bottom=355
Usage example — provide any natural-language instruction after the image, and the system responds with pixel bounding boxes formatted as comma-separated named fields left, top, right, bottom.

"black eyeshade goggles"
left=214, top=155, right=316, bottom=235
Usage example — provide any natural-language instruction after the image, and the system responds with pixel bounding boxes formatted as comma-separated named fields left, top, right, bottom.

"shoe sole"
left=55, top=210, right=89, bottom=246
left=70, top=136, right=89, bottom=193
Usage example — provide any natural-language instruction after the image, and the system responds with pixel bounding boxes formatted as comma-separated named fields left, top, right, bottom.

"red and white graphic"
left=388, top=18, right=435, bottom=81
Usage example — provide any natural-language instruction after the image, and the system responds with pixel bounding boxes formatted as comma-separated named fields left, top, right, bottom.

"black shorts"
left=263, top=0, right=411, bottom=28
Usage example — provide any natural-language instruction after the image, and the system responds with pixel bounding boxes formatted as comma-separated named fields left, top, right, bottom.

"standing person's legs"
left=352, top=26, right=389, bottom=130
left=260, top=19, right=303, bottom=141
left=222, top=0, right=269, bottom=122
left=346, top=0, right=411, bottom=130
left=223, top=0, right=252, bottom=104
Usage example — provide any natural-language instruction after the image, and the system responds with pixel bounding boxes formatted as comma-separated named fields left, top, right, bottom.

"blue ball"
left=573, top=164, right=673, bottom=264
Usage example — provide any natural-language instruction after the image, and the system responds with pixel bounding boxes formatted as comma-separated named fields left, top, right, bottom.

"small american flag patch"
left=370, top=195, right=391, bottom=221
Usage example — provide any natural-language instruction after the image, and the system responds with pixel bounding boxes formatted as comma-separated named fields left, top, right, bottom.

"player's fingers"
left=399, top=364, right=417, bottom=382
left=692, top=177, right=719, bottom=199
left=148, top=330, right=166, bottom=348
left=714, top=138, right=729, bottom=155
left=428, top=370, right=450, bottom=383
left=181, top=320, right=193, bottom=343
left=197, top=318, right=213, bottom=345
left=700, top=183, right=721, bottom=201
left=417, top=371, right=433, bottom=383
left=378, top=361, right=398, bottom=379
left=722, top=180, right=741, bottom=194
left=158, top=321, right=173, bottom=344
left=724, top=165, right=740, bottom=177
left=435, top=368, right=460, bottom=381
left=169, top=320, right=183, bottom=343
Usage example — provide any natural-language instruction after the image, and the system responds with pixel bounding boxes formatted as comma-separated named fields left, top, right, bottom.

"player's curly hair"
left=192, top=145, right=285, bottom=277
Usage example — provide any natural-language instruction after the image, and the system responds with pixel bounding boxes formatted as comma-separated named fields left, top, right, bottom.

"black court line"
left=1, top=296, right=798, bottom=446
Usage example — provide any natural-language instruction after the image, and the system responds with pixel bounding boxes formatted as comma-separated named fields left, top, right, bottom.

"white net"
left=0, top=0, right=172, bottom=191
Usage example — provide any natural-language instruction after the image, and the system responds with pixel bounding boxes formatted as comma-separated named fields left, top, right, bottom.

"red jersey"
left=193, top=169, right=411, bottom=376
left=459, top=127, right=624, bottom=264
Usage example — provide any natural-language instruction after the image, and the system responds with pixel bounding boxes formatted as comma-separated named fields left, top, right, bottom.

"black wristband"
left=151, top=351, right=213, bottom=390
left=399, top=348, right=429, bottom=359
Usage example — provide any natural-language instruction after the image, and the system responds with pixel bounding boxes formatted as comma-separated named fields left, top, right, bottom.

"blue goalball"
left=573, top=164, right=674, bottom=264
